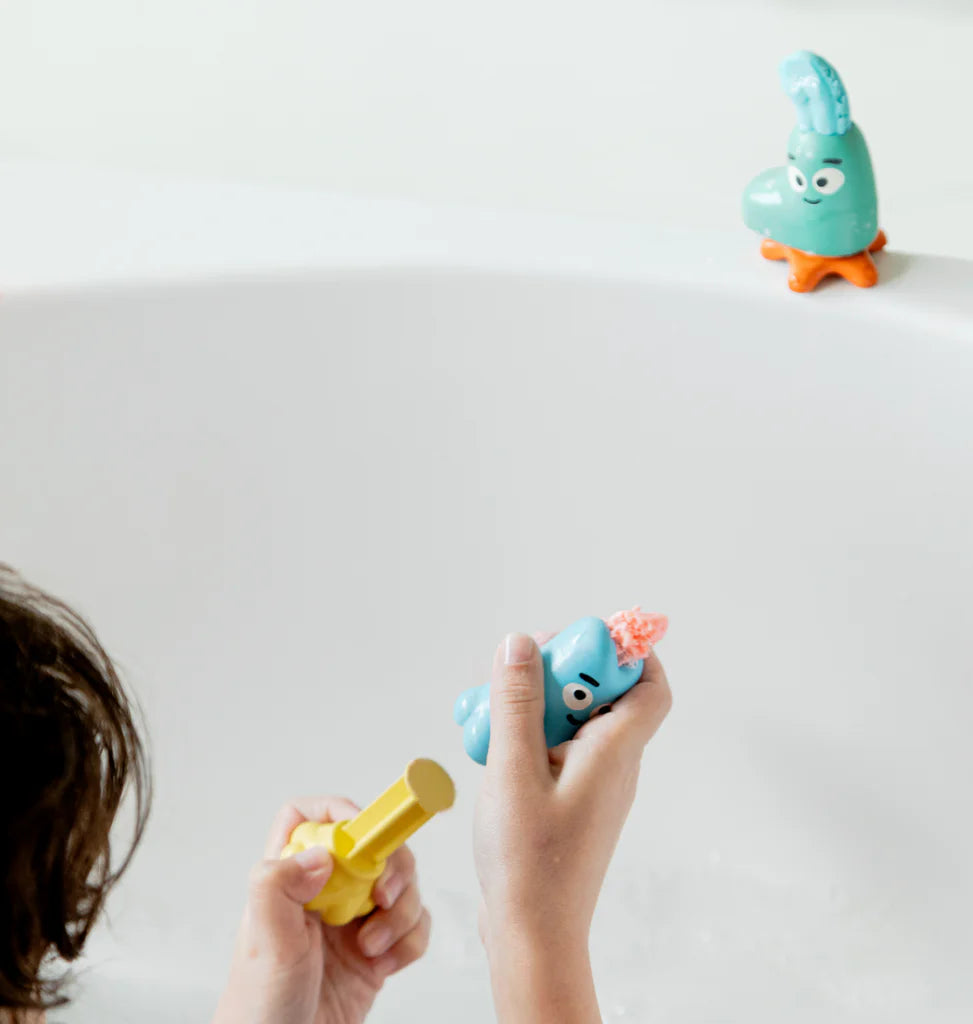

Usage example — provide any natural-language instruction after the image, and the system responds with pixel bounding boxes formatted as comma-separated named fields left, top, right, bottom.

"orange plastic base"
left=760, top=230, right=887, bottom=293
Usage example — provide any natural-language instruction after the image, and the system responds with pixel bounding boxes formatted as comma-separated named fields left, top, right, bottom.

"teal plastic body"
left=454, top=617, right=643, bottom=765
left=742, top=51, right=879, bottom=257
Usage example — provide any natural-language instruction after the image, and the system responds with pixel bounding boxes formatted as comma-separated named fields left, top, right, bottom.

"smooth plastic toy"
left=743, top=50, right=886, bottom=292
left=454, top=607, right=668, bottom=765
left=280, top=758, right=455, bottom=925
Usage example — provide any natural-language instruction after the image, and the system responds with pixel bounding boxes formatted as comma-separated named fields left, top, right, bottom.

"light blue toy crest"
left=454, top=616, right=646, bottom=766
left=743, top=51, right=885, bottom=292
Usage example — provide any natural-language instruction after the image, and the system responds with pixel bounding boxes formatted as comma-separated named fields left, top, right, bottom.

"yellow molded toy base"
left=282, top=821, right=384, bottom=925
left=280, top=759, right=455, bottom=927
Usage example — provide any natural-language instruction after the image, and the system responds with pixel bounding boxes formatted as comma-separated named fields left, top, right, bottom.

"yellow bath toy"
left=281, top=758, right=455, bottom=926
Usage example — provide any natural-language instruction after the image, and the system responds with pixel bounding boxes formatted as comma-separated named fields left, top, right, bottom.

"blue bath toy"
left=743, top=50, right=886, bottom=292
left=454, top=608, right=667, bottom=765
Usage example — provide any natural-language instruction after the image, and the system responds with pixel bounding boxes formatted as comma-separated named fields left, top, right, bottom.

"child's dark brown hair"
left=0, top=565, right=151, bottom=1014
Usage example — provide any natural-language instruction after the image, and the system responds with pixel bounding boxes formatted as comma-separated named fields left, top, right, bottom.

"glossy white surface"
left=2, top=2, right=973, bottom=259
left=1, top=183, right=972, bottom=1020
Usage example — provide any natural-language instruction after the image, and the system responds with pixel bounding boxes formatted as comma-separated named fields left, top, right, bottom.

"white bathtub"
left=2, top=180, right=972, bottom=1022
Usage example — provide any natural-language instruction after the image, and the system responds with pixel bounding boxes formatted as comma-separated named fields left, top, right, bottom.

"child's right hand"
left=212, top=796, right=429, bottom=1024
left=474, top=632, right=672, bottom=1023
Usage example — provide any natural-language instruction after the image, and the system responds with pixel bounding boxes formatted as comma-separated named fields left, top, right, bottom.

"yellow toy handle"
left=281, top=758, right=455, bottom=926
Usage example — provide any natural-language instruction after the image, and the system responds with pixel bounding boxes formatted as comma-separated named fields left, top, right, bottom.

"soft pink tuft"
left=606, top=606, right=668, bottom=666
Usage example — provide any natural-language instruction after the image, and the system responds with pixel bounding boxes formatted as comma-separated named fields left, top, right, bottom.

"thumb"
left=247, top=846, right=333, bottom=939
left=488, top=632, right=548, bottom=778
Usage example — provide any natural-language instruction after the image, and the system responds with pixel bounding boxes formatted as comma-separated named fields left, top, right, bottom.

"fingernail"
left=504, top=633, right=534, bottom=666
left=294, top=846, right=330, bottom=873
left=361, top=923, right=392, bottom=957
left=377, top=875, right=404, bottom=909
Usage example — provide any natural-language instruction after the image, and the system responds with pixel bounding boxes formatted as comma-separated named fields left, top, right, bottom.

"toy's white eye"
left=562, top=683, right=594, bottom=711
left=812, top=167, right=845, bottom=195
left=787, top=166, right=807, bottom=193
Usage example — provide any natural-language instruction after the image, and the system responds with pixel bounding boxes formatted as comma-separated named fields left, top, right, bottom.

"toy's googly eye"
left=787, top=166, right=807, bottom=193
left=562, top=683, right=594, bottom=711
left=590, top=704, right=612, bottom=719
left=812, top=167, right=845, bottom=195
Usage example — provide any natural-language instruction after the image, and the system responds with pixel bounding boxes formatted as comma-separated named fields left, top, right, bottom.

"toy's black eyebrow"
left=822, top=157, right=843, bottom=164
left=579, top=673, right=600, bottom=687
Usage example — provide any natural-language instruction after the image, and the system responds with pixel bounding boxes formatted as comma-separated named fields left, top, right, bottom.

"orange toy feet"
left=760, top=231, right=887, bottom=293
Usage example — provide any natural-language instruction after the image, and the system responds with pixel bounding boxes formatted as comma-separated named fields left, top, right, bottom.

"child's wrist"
left=485, top=915, right=593, bottom=983
left=489, top=933, right=592, bottom=979
left=486, top=924, right=598, bottom=1024
left=484, top=900, right=590, bottom=956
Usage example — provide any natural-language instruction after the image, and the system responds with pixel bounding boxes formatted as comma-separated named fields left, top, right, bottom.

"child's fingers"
left=559, top=650, right=672, bottom=787
left=373, top=844, right=416, bottom=910
left=370, top=908, right=432, bottom=977
left=263, top=796, right=362, bottom=858
left=248, top=847, right=333, bottom=937
left=590, top=650, right=672, bottom=757
left=487, top=633, right=549, bottom=782
left=264, top=806, right=307, bottom=859
left=357, top=879, right=424, bottom=958
left=532, top=630, right=556, bottom=646
left=637, top=648, right=669, bottom=688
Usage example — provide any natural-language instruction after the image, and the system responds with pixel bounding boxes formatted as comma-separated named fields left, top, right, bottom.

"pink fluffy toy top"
left=605, top=606, right=669, bottom=666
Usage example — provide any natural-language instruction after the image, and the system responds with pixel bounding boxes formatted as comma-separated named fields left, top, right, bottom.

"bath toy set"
left=454, top=607, right=669, bottom=765
left=279, top=48, right=880, bottom=912
left=743, top=50, right=885, bottom=292
left=278, top=607, right=666, bottom=918
left=281, top=759, right=455, bottom=924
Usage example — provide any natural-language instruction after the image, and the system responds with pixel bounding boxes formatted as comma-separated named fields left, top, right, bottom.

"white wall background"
left=1, top=0, right=972, bottom=259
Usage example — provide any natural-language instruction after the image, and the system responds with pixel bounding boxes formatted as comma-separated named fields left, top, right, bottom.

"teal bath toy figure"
left=743, top=51, right=886, bottom=292
left=454, top=607, right=668, bottom=765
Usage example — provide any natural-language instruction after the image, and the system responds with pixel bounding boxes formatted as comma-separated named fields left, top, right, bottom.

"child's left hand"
left=212, top=796, right=430, bottom=1024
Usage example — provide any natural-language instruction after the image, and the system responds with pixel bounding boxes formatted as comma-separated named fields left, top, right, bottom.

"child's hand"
left=474, top=633, right=671, bottom=1023
left=212, top=797, right=430, bottom=1024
